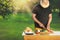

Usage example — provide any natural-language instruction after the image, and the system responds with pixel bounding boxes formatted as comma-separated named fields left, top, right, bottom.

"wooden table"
left=24, top=35, right=60, bottom=40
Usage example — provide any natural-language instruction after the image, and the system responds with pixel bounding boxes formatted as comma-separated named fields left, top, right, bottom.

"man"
left=32, top=0, right=53, bottom=33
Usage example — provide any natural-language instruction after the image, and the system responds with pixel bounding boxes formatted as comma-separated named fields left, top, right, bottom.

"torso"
left=35, top=4, right=51, bottom=25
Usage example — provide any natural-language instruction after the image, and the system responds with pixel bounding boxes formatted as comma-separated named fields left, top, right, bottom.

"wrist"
left=47, top=23, right=50, bottom=25
left=39, top=22, right=42, bottom=25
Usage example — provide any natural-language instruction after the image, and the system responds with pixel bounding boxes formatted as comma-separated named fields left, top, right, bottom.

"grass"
left=0, top=12, right=60, bottom=40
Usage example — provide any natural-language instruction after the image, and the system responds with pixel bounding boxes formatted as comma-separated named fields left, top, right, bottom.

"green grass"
left=0, top=12, right=60, bottom=40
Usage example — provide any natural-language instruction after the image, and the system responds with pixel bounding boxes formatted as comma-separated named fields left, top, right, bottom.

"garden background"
left=0, top=0, right=60, bottom=40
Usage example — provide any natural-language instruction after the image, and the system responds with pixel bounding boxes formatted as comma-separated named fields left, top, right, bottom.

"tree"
left=0, top=0, right=13, bottom=18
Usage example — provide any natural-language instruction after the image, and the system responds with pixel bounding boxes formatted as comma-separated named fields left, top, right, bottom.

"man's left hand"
left=47, top=24, right=50, bottom=29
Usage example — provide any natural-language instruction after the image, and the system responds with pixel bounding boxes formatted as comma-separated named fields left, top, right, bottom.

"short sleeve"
left=48, top=6, right=52, bottom=14
left=32, top=6, right=38, bottom=14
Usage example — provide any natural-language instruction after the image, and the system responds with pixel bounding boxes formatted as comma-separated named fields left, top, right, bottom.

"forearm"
left=47, top=14, right=52, bottom=25
left=47, top=18, right=52, bottom=26
left=32, top=14, right=42, bottom=25
left=32, top=16, right=42, bottom=24
left=32, top=14, right=45, bottom=29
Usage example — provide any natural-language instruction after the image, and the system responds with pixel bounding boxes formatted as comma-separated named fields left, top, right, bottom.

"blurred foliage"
left=0, top=0, right=13, bottom=18
left=50, top=0, right=60, bottom=9
left=0, top=0, right=60, bottom=18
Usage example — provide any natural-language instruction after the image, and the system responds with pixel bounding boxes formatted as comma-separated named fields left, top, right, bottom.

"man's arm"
left=32, top=13, right=45, bottom=28
left=47, top=13, right=52, bottom=29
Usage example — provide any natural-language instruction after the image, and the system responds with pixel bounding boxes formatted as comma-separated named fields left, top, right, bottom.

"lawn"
left=0, top=12, right=60, bottom=40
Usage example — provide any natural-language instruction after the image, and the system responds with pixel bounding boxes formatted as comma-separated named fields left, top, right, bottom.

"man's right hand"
left=39, top=23, right=46, bottom=29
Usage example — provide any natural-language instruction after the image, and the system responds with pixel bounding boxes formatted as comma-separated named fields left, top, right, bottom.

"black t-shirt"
left=32, top=4, right=52, bottom=28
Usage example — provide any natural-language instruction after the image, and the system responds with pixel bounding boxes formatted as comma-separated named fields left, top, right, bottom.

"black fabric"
left=32, top=4, right=52, bottom=29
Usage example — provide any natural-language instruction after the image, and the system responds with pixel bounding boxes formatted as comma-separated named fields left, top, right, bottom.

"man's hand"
left=39, top=23, right=45, bottom=29
left=47, top=24, right=50, bottom=29
left=47, top=29, right=53, bottom=33
left=47, top=24, right=53, bottom=33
